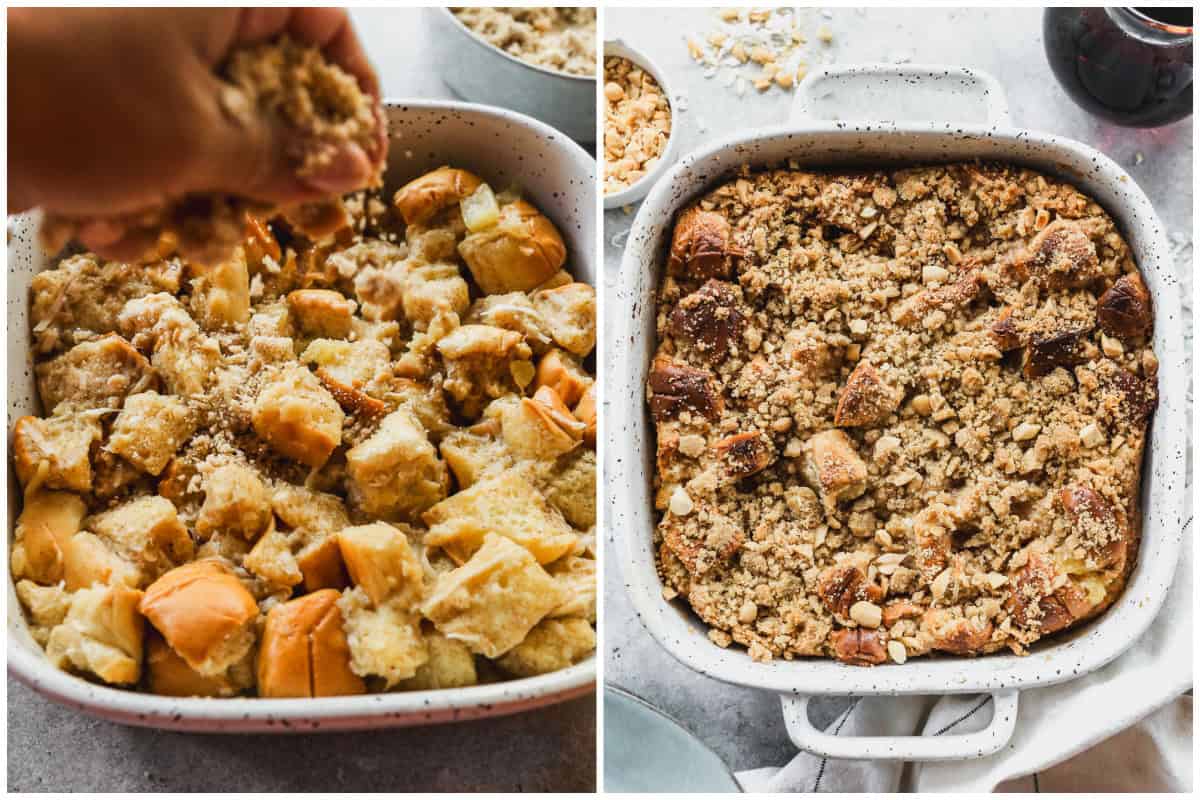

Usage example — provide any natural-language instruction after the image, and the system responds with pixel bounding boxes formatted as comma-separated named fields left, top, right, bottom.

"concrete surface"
left=6, top=9, right=594, bottom=793
left=603, top=4, right=1192, bottom=777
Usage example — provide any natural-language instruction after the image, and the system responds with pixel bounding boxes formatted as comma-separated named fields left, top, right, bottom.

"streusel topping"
left=649, top=163, right=1157, bottom=665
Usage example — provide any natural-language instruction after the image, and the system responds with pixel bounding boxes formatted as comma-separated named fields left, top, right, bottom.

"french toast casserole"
left=648, top=162, right=1157, bottom=666
left=12, top=163, right=596, bottom=697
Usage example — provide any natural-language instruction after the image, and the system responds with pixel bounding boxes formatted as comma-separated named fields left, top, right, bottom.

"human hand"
left=8, top=7, right=386, bottom=257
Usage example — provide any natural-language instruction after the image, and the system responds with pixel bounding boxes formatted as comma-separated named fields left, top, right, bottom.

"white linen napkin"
left=735, top=532, right=1192, bottom=793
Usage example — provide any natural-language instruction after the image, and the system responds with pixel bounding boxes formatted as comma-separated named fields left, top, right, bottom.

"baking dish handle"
left=781, top=690, right=1019, bottom=761
left=791, top=63, right=1012, bottom=126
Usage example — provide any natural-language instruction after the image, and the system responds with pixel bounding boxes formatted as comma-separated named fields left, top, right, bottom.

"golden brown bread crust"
left=458, top=200, right=567, bottom=294
left=649, top=163, right=1156, bottom=666
left=393, top=167, right=483, bottom=226
left=139, top=560, right=258, bottom=674
left=257, top=589, right=365, bottom=698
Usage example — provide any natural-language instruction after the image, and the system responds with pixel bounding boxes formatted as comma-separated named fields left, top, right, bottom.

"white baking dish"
left=7, top=99, right=596, bottom=732
left=427, top=8, right=596, bottom=144
left=602, top=39, right=681, bottom=210
left=608, top=65, right=1186, bottom=761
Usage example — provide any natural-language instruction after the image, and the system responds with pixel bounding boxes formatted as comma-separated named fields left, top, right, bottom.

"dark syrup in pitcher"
left=1044, top=7, right=1193, bottom=127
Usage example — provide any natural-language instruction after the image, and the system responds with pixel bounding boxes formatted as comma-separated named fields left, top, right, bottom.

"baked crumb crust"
left=649, top=162, right=1157, bottom=666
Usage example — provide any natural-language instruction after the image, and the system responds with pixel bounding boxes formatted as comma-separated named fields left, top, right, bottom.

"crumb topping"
left=649, top=162, right=1156, bottom=665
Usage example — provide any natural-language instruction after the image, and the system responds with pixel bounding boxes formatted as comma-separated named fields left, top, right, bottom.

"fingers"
left=77, top=220, right=160, bottom=263
left=285, top=8, right=380, bottom=98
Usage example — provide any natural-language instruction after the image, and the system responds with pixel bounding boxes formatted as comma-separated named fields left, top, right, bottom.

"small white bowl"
left=602, top=39, right=681, bottom=210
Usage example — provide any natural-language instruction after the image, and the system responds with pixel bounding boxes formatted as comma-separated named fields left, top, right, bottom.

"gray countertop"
left=7, top=9, right=594, bottom=793
left=603, top=5, right=1192, bottom=775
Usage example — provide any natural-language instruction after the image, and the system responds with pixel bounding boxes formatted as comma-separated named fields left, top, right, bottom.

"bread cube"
left=247, top=301, right=293, bottom=338
left=423, top=467, right=578, bottom=565
left=531, top=283, right=596, bottom=357
left=118, top=293, right=222, bottom=398
left=87, top=496, right=194, bottom=586
left=251, top=366, right=345, bottom=468
left=574, top=384, right=596, bottom=448
left=393, top=166, right=483, bottom=225
left=801, top=429, right=869, bottom=511
left=146, top=632, right=253, bottom=698
left=287, top=289, right=357, bottom=338
left=457, top=200, right=565, bottom=294
left=495, top=617, right=595, bottom=677
left=403, top=263, right=470, bottom=328
left=91, top=449, right=145, bottom=500
left=271, top=484, right=350, bottom=535
left=301, top=338, right=390, bottom=390
left=547, top=555, right=596, bottom=622
left=271, top=484, right=351, bottom=591
left=258, top=589, right=365, bottom=697
left=346, top=410, right=448, bottom=518
left=16, top=580, right=72, bottom=644
left=9, top=489, right=87, bottom=587
left=465, top=292, right=553, bottom=353
left=29, top=253, right=183, bottom=352
left=62, top=531, right=141, bottom=591
left=46, top=583, right=145, bottom=685
left=500, top=388, right=586, bottom=461
left=534, top=349, right=592, bottom=407
left=337, top=523, right=425, bottom=607
left=337, top=587, right=429, bottom=687
left=190, top=250, right=251, bottom=329
left=196, top=463, right=272, bottom=541
left=834, top=362, right=903, bottom=428
left=419, top=533, right=568, bottom=658
left=439, top=427, right=513, bottom=490
left=244, top=525, right=303, bottom=589
left=107, top=391, right=197, bottom=476
left=12, top=414, right=101, bottom=492
left=536, top=448, right=596, bottom=529
left=1021, top=219, right=1103, bottom=289
left=139, top=560, right=258, bottom=676
left=667, top=206, right=737, bottom=279
left=398, top=628, right=478, bottom=690
left=295, top=532, right=350, bottom=593
left=378, top=378, right=453, bottom=442
left=436, top=324, right=533, bottom=417
left=35, top=334, right=156, bottom=414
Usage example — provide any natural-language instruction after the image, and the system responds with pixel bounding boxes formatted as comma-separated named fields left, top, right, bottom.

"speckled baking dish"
left=608, top=65, right=1186, bottom=761
left=7, top=99, right=596, bottom=733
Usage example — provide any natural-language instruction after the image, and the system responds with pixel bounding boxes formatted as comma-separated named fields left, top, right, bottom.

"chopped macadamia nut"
left=604, top=56, right=672, bottom=195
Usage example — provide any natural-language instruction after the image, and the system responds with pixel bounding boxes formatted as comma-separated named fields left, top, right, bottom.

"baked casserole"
left=648, top=163, right=1156, bottom=666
